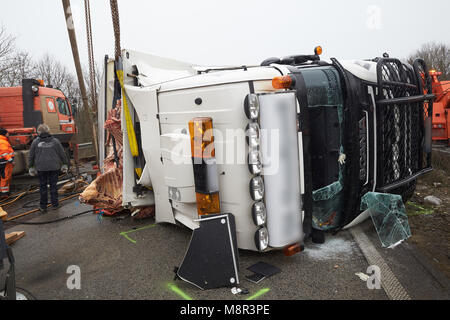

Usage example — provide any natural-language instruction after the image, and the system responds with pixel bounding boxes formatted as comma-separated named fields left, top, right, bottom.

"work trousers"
left=38, top=170, right=59, bottom=209
left=0, top=162, right=13, bottom=194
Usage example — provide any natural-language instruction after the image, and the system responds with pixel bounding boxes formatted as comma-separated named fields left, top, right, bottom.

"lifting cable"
left=84, top=0, right=97, bottom=111
left=109, top=0, right=142, bottom=178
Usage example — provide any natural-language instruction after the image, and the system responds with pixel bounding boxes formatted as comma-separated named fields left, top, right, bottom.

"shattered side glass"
left=360, top=192, right=411, bottom=248
left=312, top=170, right=344, bottom=230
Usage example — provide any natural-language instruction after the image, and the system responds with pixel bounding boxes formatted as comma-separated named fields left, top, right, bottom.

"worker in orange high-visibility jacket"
left=0, top=128, right=14, bottom=198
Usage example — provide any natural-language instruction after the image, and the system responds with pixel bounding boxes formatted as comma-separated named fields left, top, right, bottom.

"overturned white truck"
left=97, top=48, right=433, bottom=257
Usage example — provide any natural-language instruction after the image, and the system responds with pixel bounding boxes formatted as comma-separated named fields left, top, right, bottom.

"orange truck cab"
left=430, top=70, right=450, bottom=145
left=0, top=79, right=77, bottom=174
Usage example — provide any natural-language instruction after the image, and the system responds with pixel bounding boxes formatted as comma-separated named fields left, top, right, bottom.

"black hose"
left=16, top=286, right=38, bottom=300
left=5, top=209, right=101, bottom=226
left=21, top=187, right=83, bottom=209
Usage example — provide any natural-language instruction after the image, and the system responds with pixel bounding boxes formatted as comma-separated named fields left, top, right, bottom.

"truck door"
left=56, top=97, right=75, bottom=135
left=41, top=96, right=60, bottom=133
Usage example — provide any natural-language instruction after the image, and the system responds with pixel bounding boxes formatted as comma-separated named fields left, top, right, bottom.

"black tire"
left=311, top=228, right=325, bottom=244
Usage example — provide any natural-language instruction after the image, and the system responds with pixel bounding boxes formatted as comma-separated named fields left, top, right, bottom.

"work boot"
left=39, top=207, right=48, bottom=214
left=51, top=204, right=61, bottom=210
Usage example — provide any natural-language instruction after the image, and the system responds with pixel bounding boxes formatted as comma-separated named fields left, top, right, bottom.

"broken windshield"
left=300, top=66, right=345, bottom=230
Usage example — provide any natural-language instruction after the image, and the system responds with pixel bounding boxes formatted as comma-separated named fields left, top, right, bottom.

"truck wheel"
left=311, top=228, right=325, bottom=244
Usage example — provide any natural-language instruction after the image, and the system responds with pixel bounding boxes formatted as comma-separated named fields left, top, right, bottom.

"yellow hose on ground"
left=6, top=193, right=82, bottom=221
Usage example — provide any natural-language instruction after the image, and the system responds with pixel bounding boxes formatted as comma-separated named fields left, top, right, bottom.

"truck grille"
left=375, top=58, right=434, bottom=192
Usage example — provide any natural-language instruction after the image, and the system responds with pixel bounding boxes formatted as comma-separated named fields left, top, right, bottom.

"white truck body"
left=98, top=49, right=433, bottom=252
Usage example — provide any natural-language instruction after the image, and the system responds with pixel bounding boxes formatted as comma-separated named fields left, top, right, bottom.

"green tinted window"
left=300, top=66, right=346, bottom=230
left=300, top=66, right=343, bottom=107
left=57, top=98, right=70, bottom=116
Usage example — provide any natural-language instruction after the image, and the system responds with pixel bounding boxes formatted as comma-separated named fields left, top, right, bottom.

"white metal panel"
left=339, top=60, right=378, bottom=83
left=259, top=92, right=303, bottom=248
left=158, top=82, right=259, bottom=250
left=122, top=49, right=197, bottom=87
left=122, top=85, right=175, bottom=224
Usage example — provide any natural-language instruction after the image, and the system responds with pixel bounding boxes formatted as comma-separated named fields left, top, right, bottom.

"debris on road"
left=361, top=192, right=411, bottom=248
left=0, top=207, right=7, bottom=220
left=5, top=231, right=26, bottom=245
left=423, top=195, right=443, bottom=206
left=355, top=272, right=370, bottom=282
left=231, top=287, right=249, bottom=295
left=245, top=261, right=281, bottom=284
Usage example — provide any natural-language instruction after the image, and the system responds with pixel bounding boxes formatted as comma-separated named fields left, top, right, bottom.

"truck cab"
left=0, top=79, right=76, bottom=174
left=97, top=48, right=434, bottom=252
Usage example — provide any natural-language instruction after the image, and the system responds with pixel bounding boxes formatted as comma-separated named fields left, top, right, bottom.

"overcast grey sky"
left=1, top=0, right=449, bottom=74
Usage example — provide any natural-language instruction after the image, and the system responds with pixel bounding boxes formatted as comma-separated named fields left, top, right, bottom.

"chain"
left=84, top=0, right=97, bottom=112
left=110, top=0, right=121, bottom=60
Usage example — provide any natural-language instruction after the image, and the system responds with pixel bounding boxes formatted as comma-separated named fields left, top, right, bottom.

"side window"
left=65, top=99, right=72, bottom=117
left=56, top=98, right=70, bottom=116
left=300, top=66, right=344, bottom=189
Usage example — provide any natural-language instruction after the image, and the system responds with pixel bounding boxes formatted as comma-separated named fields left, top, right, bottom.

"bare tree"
left=33, top=53, right=73, bottom=89
left=0, top=24, right=16, bottom=77
left=1, top=50, right=34, bottom=86
left=407, top=42, right=450, bottom=80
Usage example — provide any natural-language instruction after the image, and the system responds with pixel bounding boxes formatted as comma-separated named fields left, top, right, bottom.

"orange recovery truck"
left=0, top=79, right=77, bottom=175
left=430, top=70, right=450, bottom=145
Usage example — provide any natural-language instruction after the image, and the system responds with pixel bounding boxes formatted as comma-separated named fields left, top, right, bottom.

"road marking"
left=165, top=282, right=269, bottom=301
left=246, top=288, right=270, bottom=300
left=120, top=224, right=156, bottom=244
left=350, top=226, right=411, bottom=300
left=433, top=147, right=450, bottom=155
left=167, top=283, right=194, bottom=300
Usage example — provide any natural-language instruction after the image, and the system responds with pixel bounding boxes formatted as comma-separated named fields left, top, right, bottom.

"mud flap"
left=177, top=213, right=239, bottom=290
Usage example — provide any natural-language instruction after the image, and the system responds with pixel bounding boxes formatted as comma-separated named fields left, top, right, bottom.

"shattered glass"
left=360, top=192, right=411, bottom=248
left=312, top=169, right=344, bottom=230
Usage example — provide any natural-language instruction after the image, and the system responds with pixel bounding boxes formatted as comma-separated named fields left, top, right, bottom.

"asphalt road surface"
left=2, top=198, right=449, bottom=300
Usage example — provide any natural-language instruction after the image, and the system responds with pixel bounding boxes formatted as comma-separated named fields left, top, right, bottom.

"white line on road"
left=350, top=226, right=411, bottom=300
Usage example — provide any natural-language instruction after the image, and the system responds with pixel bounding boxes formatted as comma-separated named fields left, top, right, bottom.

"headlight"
left=254, top=227, right=269, bottom=251
left=248, top=150, right=261, bottom=175
left=249, top=176, right=264, bottom=201
left=252, top=202, right=267, bottom=226
left=244, top=94, right=260, bottom=120
left=31, top=85, right=39, bottom=93
left=246, top=123, right=260, bottom=150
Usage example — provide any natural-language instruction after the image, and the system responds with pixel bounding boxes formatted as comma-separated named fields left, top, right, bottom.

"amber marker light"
left=272, top=75, right=294, bottom=90
left=283, top=243, right=304, bottom=256
left=189, top=117, right=221, bottom=216
left=314, top=46, right=323, bottom=56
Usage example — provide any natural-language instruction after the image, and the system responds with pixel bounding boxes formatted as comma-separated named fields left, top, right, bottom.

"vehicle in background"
left=0, top=79, right=77, bottom=175
left=429, top=70, right=450, bottom=145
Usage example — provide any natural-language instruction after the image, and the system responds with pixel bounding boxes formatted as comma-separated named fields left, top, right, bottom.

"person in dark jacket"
left=28, top=124, right=69, bottom=213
